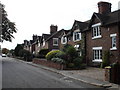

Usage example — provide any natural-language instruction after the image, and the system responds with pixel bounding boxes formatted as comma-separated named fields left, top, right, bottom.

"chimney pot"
left=50, top=25, right=58, bottom=35
left=98, top=1, right=111, bottom=14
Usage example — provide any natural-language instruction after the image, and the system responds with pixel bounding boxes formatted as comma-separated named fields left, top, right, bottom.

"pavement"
left=16, top=58, right=120, bottom=90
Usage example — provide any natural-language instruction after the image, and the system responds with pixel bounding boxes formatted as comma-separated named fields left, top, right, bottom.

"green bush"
left=51, top=58, right=66, bottom=64
left=80, top=63, right=87, bottom=69
left=46, top=50, right=61, bottom=60
left=39, top=49, right=49, bottom=58
left=101, top=51, right=110, bottom=68
left=55, top=51, right=66, bottom=60
left=62, top=44, right=78, bottom=64
left=67, top=63, right=75, bottom=68
left=18, top=49, right=33, bottom=61
left=73, top=57, right=83, bottom=68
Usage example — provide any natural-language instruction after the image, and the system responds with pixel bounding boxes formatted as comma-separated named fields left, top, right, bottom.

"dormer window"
left=61, top=36, right=67, bottom=44
left=73, top=30, right=81, bottom=42
left=53, top=38, right=58, bottom=46
left=92, top=23, right=102, bottom=39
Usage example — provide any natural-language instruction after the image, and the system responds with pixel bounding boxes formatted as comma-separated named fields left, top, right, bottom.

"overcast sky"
left=0, top=0, right=120, bottom=50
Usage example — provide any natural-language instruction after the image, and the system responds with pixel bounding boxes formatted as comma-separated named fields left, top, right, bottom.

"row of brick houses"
left=23, top=1, right=120, bottom=65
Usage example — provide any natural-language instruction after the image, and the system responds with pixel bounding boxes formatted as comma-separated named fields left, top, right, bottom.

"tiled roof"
left=42, top=34, right=51, bottom=41
left=84, top=9, right=120, bottom=31
left=46, top=30, right=64, bottom=41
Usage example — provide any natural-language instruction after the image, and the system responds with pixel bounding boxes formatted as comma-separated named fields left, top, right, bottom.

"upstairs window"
left=92, top=23, right=101, bottom=39
left=73, top=30, right=81, bottom=42
left=53, top=38, right=58, bottom=46
left=61, top=36, right=67, bottom=44
left=110, top=34, right=117, bottom=50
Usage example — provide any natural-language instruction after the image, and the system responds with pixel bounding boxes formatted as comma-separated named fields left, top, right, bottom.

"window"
left=73, top=30, right=81, bottom=41
left=93, top=47, right=102, bottom=62
left=92, top=23, right=101, bottom=39
left=43, top=41, right=45, bottom=46
left=61, top=36, right=67, bottom=44
left=110, top=34, right=117, bottom=50
left=74, top=45, right=80, bottom=50
left=42, top=38, right=45, bottom=46
left=53, top=38, right=58, bottom=46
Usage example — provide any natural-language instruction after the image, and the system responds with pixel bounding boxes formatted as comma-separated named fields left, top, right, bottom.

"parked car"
left=2, top=54, right=7, bottom=57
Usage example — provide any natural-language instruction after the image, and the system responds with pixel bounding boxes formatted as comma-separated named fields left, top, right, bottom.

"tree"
left=2, top=48, right=9, bottom=54
left=14, top=44, right=23, bottom=56
left=9, top=49, right=15, bottom=56
left=0, top=3, right=17, bottom=42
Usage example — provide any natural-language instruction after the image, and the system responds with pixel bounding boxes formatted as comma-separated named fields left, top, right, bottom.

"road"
left=1, top=57, right=107, bottom=89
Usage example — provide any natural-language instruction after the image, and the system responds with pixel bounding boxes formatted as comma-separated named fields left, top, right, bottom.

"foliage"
left=62, top=44, right=72, bottom=52
left=14, top=44, right=23, bottom=56
left=67, top=63, right=75, bottom=68
left=55, top=51, right=66, bottom=60
left=2, top=48, right=9, bottom=54
left=62, top=44, right=78, bottom=64
left=45, top=50, right=61, bottom=60
left=101, top=51, right=110, bottom=68
left=38, top=49, right=49, bottom=58
left=79, top=63, right=87, bottom=69
left=18, top=49, right=33, bottom=61
left=73, top=57, right=83, bottom=68
left=51, top=58, right=66, bottom=64
left=0, top=3, right=17, bottom=42
left=9, top=49, right=14, bottom=56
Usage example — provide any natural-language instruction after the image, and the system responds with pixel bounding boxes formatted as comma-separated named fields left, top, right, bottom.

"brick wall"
left=33, top=58, right=66, bottom=70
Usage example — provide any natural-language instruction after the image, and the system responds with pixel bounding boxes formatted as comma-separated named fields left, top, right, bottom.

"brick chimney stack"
left=98, top=1, right=111, bottom=14
left=50, top=25, right=58, bottom=35
left=33, top=34, right=38, bottom=41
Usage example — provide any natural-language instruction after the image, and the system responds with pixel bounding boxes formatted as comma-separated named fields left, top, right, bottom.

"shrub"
left=55, top=51, right=66, bottom=60
left=38, top=49, right=49, bottom=58
left=51, top=58, right=66, bottom=64
left=62, top=44, right=78, bottom=64
left=67, top=63, right=75, bottom=68
left=73, top=57, right=83, bottom=68
left=80, top=63, right=87, bottom=69
left=46, top=50, right=61, bottom=60
left=18, top=49, right=33, bottom=61
left=101, top=51, right=110, bottom=68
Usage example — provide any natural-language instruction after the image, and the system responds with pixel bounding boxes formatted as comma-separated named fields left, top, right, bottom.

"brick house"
left=34, top=36, right=41, bottom=55
left=40, top=33, right=51, bottom=50
left=23, top=35, right=41, bottom=55
left=59, top=29, right=70, bottom=49
left=40, top=25, right=68, bottom=51
left=85, top=1, right=120, bottom=65
left=60, top=20, right=88, bottom=58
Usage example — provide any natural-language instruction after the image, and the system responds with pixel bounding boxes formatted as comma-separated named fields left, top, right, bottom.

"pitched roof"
left=58, top=29, right=70, bottom=38
left=104, top=10, right=120, bottom=25
left=71, top=20, right=89, bottom=31
left=84, top=9, right=120, bottom=31
left=46, top=29, right=66, bottom=41
left=91, top=10, right=120, bottom=26
left=42, top=34, right=51, bottom=41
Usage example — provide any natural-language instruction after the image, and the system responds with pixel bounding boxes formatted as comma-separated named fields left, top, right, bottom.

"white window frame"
left=92, top=47, right=102, bottom=62
left=73, top=29, right=81, bottom=42
left=92, top=23, right=102, bottom=39
left=74, top=45, right=80, bottom=51
left=61, top=36, right=67, bottom=44
left=43, top=41, right=45, bottom=46
left=53, top=38, right=58, bottom=46
left=110, top=34, right=117, bottom=50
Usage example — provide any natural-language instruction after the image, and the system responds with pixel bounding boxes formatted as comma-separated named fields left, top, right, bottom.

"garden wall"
left=33, top=58, right=66, bottom=70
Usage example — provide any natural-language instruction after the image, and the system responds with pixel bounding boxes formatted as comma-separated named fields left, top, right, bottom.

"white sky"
left=0, top=0, right=120, bottom=50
